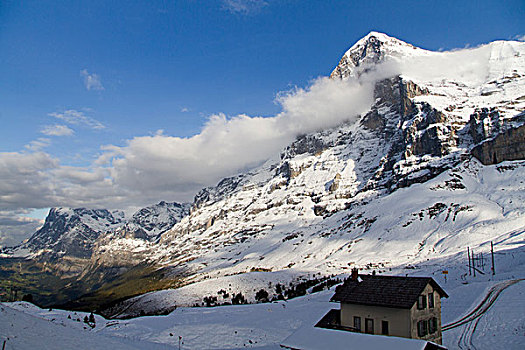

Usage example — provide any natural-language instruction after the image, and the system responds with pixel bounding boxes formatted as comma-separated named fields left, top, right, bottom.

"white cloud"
left=181, top=107, right=190, bottom=113
left=0, top=151, right=121, bottom=218
left=222, top=0, right=268, bottom=14
left=0, top=212, right=44, bottom=247
left=41, top=124, right=74, bottom=136
left=0, top=63, right=401, bottom=246
left=398, top=45, right=493, bottom=86
left=80, top=69, right=105, bottom=91
left=514, top=34, right=525, bottom=42
left=100, top=74, right=375, bottom=199
left=0, top=152, right=58, bottom=210
left=25, top=138, right=51, bottom=151
left=49, top=109, right=105, bottom=130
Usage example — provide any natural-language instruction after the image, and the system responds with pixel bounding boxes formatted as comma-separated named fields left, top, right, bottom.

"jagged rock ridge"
left=115, top=201, right=191, bottom=240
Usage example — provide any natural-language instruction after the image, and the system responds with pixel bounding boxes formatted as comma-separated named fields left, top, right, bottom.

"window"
left=428, top=292, right=434, bottom=308
left=381, top=320, right=389, bottom=335
left=428, top=317, right=438, bottom=334
left=365, top=318, right=374, bottom=334
left=417, top=320, right=428, bottom=337
left=353, top=316, right=361, bottom=331
left=417, top=294, right=427, bottom=310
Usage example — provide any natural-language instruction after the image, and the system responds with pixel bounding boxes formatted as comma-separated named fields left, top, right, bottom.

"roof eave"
left=335, top=300, right=413, bottom=310
left=429, top=279, right=449, bottom=298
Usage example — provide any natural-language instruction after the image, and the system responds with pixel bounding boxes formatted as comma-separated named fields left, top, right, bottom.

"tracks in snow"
left=443, top=279, right=523, bottom=350
left=456, top=315, right=482, bottom=350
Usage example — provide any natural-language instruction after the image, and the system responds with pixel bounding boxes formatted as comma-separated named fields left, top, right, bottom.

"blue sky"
left=0, top=0, right=523, bottom=245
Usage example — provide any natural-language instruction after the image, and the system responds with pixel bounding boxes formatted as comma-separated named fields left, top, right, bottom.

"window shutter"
left=417, top=295, right=427, bottom=309
left=428, top=317, right=437, bottom=334
left=417, top=320, right=428, bottom=337
left=354, top=316, right=361, bottom=331
left=428, top=292, right=435, bottom=308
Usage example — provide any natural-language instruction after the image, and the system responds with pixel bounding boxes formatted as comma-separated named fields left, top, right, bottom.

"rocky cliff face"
left=471, top=119, right=525, bottom=165
left=143, top=33, right=525, bottom=286
left=25, top=208, right=125, bottom=259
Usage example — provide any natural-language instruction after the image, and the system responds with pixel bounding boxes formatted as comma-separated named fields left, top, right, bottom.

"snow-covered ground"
left=2, top=243, right=524, bottom=349
left=0, top=302, right=171, bottom=349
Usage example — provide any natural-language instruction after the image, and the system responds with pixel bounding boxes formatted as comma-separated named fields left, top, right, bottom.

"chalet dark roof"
left=315, top=309, right=362, bottom=333
left=331, top=275, right=448, bottom=309
left=314, top=309, right=341, bottom=329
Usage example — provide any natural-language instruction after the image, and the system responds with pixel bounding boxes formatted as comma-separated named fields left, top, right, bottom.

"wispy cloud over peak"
left=80, top=69, right=104, bottom=91
left=514, top=34, right=525, bottom=42
left=222, top=0, right=268, bottom=14
left=41, top=124, right=74, bottom=136
left=49, top=109, right=105, bottom=130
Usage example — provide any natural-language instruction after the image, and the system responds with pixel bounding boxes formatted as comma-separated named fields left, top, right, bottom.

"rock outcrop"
left=471, top=122, right=525, bottom=165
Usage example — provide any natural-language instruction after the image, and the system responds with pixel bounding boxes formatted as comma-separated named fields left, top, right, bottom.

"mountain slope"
left=111, top=157, right=525, bottom=316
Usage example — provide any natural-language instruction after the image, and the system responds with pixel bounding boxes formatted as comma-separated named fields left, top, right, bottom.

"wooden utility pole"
left=472, top=249, right=476, bottom=277
left=480, top=252, right=483, bottom=270
left=468, top=247, right=472, bottom=276
left=491, top=241, right=495, bottom=275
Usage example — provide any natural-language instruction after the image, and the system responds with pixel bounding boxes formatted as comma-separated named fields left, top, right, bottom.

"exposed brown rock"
left=471, top=123, right=525, bottom=165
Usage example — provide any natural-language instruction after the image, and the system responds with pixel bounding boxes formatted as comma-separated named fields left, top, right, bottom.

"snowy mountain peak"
left=120, top=201, right=191, bottom=239
left=348, top=31, right=417, bottom=52
left=330, top=32, right=425, bottom=79
left=22, top=207, right=125, bottom=264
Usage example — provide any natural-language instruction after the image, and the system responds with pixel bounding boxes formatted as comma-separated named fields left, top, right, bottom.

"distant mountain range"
left=3, top=32, right=524, bottom=315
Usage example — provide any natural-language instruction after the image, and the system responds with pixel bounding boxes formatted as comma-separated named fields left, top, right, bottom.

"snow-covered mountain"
left=81, top=33, right=525, bottom=313
left=115, top=201, right=191, bottom=240
left=14, top=202, right=190, bottom=276
left=25, top=208, right=125, bottom=255
left=5, top=32, right=524, bottom=313
left=18, top=208, right=125, bottom=274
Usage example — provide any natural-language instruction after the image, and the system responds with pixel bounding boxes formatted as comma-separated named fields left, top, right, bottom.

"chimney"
left=351, top=268, right=359, bottom=281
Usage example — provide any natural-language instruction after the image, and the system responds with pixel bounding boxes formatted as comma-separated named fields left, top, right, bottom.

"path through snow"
left=443, top=279, right=524, bottom=350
